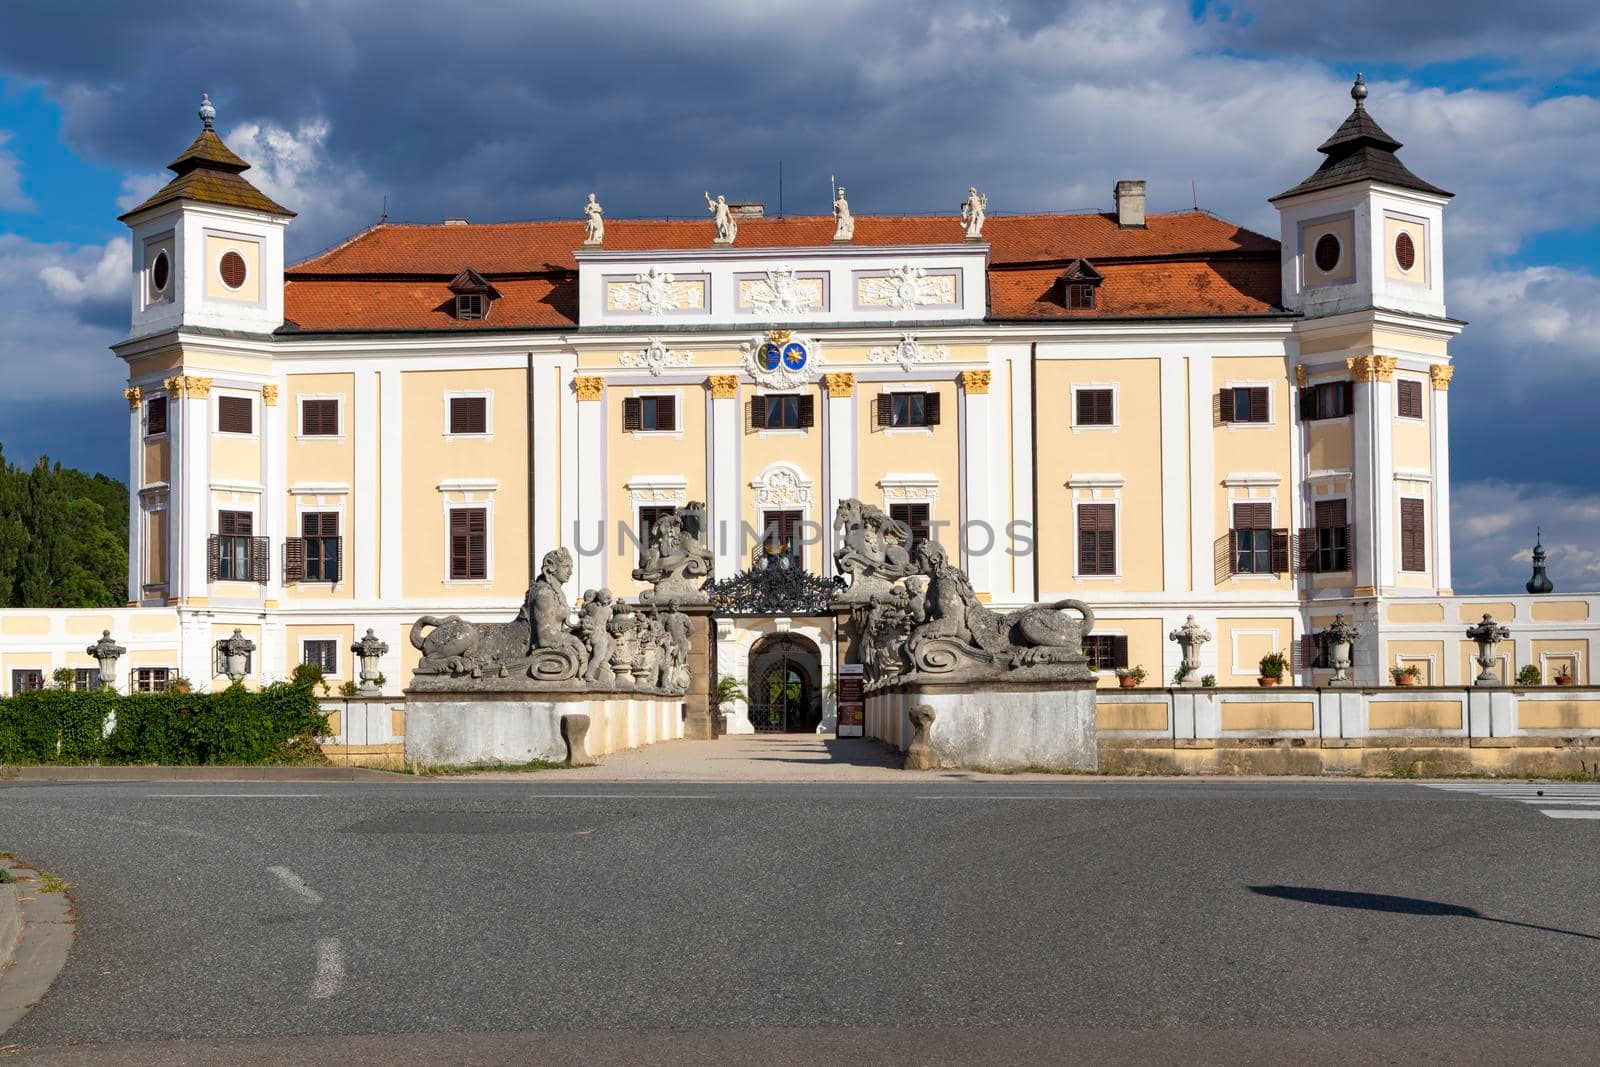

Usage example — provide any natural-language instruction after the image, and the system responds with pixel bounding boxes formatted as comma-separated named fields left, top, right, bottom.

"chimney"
left=1114, top=180, right=1146, bottom=228
left=728, top=202, right=764, bottom=219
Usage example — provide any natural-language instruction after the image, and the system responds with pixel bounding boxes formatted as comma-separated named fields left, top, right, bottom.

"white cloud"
left=37, top=235, right=127, bottom=305
left=114, top=171, right=166, bottom=213
left=0, top=233, right=125, bottom=398
left=1452, top=480, right=1600, bottom=594
left=0, top=130, right=34, bottom=211
left=222, top=118, right=371, bottom=258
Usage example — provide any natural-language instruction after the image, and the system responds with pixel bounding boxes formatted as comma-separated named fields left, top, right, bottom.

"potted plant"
left=1116, top=664, right=1147, bottom=689
left=1390, top=665, right=1421, bottom=687
left=1201, top=674, right=1217, bottom=688
left=1516, top=664, right=1543, bottom=687
left=1554, top=664, right=1575, bottom=687
left=712, top=674, right=747, bottom=735
left=1257, top=650, right=1287, bottom=687
left=1171, top=664, right=1192, bottom=687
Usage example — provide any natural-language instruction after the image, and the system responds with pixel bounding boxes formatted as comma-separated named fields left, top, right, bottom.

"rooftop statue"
left=960, top=186, right=987, bottom=239
left=833, top=185, right=854, bottom=241
left=705, top=191, right=737, bottom=243
left=833, top=497, right=918, bottom=603
left=632, top=506, right=713, bottom=605
left=583, top=193, right=604, bottom=245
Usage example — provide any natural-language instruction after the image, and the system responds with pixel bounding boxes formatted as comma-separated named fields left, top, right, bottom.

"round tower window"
left=1313, top=233, right=1341, bottom=274
left=219, top=250, right=248, bottom=290
left=1394, top=231, right=1416, bottom=272
left=151, top=251, right=170, bottom=293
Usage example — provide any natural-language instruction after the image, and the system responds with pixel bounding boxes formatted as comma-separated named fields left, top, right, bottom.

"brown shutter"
left=1296, top=529, right=1317, bottom=573
left=284, top=538, right=305, bottom=583
left=1316, top=499, right=1347, bottom=528
left=250, top=537, right=269, bottom=584
left=1078, top=504, right=1115, bottom=575
left=1111, top=635, right=1130, bottom=670
left=923, top=392, right=940, bottom=426
left=623, top=397, right=642, bottom=432
left=468, top=509, right=487, bottom=579
left=1077, top=389, right=1113, bottom=426
left=218, top=396, right=253, bottom=434
left=1215, top=533, right=1234, bottom=584
left=301, top=398, right=338, bottom=435
left=1218, top=388, right=1235, bottom=424
left=656, top=395, right=676, bottom=432
left=1342, top=380, right=1354, bottom=415
left=1400, top=498, right=1426, bottom=571
left=797, top=394, right=815, bottom=428
left=874, top=394, right=892, bottom=427
left=331, top=537, right=343, bottom=584
left=207, top=535, right=220, bottom=582
left=1270, top=529, right=1290, bottom=574
left=1400, top=380, right=1424, bottom=418
left=1248, top=387, right=1269, bottom=422
left=1298, top=384, right=1314, bottom=421
left=450, top=396, right=486, bottom=435
left=747, top=397, right=766, bottom=431
left=147, top=396, right=167, bottom=435
left=1294, top=633, right=1318, bottom=672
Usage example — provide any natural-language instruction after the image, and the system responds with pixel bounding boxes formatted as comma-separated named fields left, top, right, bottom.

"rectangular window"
left=1075, top=388, right=1114, bottom=427
left=1313, top=499, right=1350, bottom=574
left=1300, top=381, right=1352, bottom=421
left=216, top=510, right=254, bottom=581
left=1067, top=284, right=1097, bottom=310
left=218, top=395, right=254, bottom=435
left=761, top=509, right=803, bottom=566
left=1232, top=502, right=1273, bottom=574
left=1084, top=634, right=1129, bottom=671
left=457, top=294, right=484, bottom=320
left=449, top=395, right=488, bottom=435
left=1077, top=503, right=1117, bottom=576
left=134, top=667, right=171, bottom=693
left=888, top=503, right=931, bottom=547
left=449, top=507, right=488, bottom=580
left=637, top=505, right=676, bottom=546
left=302, top=639, right=339, bottom=675
left=875, top=392, right=940, bottom=428
left=10, top=669, right=44, bottom=694
left=1219, top=386, right=1270, bottom=424
left=146, top=396, right=168, bottom=436
left=302, top=511, right=341, bottom=582
left=623, top=395, right=677, bottom=432
left=1400, top=497, right=1426, bottom=572
left=758, top=394, right=813, bottom=430
left=73, top=668, right=100, bottom=691
left=301, top=398, right=339, bottom=436
left=1397, top=379, right=1424, bottom=419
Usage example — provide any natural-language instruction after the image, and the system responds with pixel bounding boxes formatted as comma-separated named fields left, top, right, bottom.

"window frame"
left=300, top=510, right=342, bottom=583
left=1083, top=633, right=1129, bottom=672
left=456, top=293, right=486, bottom=320
left=1075, top=501, right=1119, bottom=579
left=300, top=637, right=341, bottom=679
left=762, top=393, right=806, bottom=432
left=1072, top=385, right=1117, bottom=431
left=134, top=667, right=172, bottom=694
left=760, top=508, right=805, bottom=568
left=1312, top=498, right=1351, bottom=574
left=10, top=668, right=45, bottom=695
left=1302, top=381, right=1352, bottom=422
left=214, top=392, right=256, bottom=437
left=215, top=509, right=256, bottom=582
left=1399, top=496, right=1427, bottom=573
left=887, top=501, right=932, bottom=549
left=1067, top=283, right=1097, bottom=310
left=72, top=668, right=101, bottom=692
left=624, top=392, right=681, bottom=435
left=297, top=395, right=345, bottom=439
left=1220, top=383, right=1273, bottom=426
left=1395, top=378, right=1425, bottom=421
left=145, top=394, right=168, bottom=439
left=445, top=503, right=491, bottom=583
left=444, top=391, right=493, bottom=439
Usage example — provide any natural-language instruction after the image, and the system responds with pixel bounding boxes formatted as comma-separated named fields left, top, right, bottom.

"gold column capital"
left=707, top=374, right=740, bottom=399
left=1429, top=365, right=1454, bottom=391
left=163, top=375, right=187, bottom=398
left=1373, top=356, right=1397, bottom=383
left=1294, top=364, right=1307, bottom=389
left=183, top=375, right=213, bottom=399
left=123, top=386, right=142, bottom=409
left=572, top=375, right=605, bottom=402
left=959, top=369, right=991, bottom=394
left=262, top=384, right=279, bottom=407
left=823, top=372, right=855, bottom=398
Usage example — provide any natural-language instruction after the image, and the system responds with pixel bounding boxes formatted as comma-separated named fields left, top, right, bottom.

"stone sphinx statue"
left=632, top=507, right=713, bottom=605
left=833, top=497, right=919, bottom=602
left=860, top=540, right=1096, bottom=687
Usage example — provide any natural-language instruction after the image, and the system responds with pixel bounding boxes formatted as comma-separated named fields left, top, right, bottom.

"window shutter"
left=747, top=397, right=765, bottom=431
left=1111, top=635, right=1130, bottom=670
left=1248, top=387, right=1269, bottom=422
left=1218, top=388, right=1235, bottom=424
left=450, top=396, right=486, bottom=435
left=875, top=394, right=893, bottom=427
left=1270, top=529, right=1290, bottom=574
left=1400, top=498, right=1425, bottom=571
left=284, top=538, right=305, bottom=583
left=1342, top=381, right=1354, bottom=415
left=1296, top=529, right=1317, bottom=573
left=147, top=397, right=167, bottom=435
left=1226, top=529, right=1237, bottom=577
left=207, top=535, right=220, bottom=582
left=1214, top=533, right=1234, bottom=585
left=218, top=396, right=253, bottom=434
left=797, top=394, right=815, bottom=428
left=1398, top=380, right=1422, bottom=419
left=923, top=392, right=940, bottom=426
left=331, top=537, right=344, bottom=584
left=1298, top=385, right=1314, bottom=421
left=1316, top=499, right=1348, bottom=528
left=623, top=397, right=642, bottom=432
left=467, top=509, right=487, bottom=580
left=1294, top=633, right=1318, bottom=672
left=251, top=537, right=269, bottom=584
left=301, top=398, right=338, bottom=436
left=656, top=395, right=676, bottom=432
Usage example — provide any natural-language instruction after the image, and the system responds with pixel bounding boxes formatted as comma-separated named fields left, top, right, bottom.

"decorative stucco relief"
left=606, top=267, right=706, bottom=315
left=857, top=265, right=958, bottom=309
left=621, top=339, right=693, bottom=376
left=867, top=333, right=948, bottom=372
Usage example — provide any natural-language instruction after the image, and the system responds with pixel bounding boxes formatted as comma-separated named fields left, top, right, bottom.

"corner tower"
left=118, top=93, right=294, bottom=338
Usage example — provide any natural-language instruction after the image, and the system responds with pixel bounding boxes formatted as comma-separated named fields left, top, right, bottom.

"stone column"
left=958, top=370, right=991, bottom=595
left=1348, top=355, right=1396, bottom=597
left=262, top=383, right=285, bottom=607
left=823, top=373, right=857, bottom=576
left=572, top=375, right=607, bottom=595
left=708, top=375, right=741, bottom=578
left=178, top=376, right=213, bottom=604
left=1430, top=365, right=1454, bottom=593
left=679, top=604, right=718, bottom=740
left=124, top=386, right=142, bottom=604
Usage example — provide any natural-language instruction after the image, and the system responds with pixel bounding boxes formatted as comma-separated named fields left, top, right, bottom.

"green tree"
left=0, top=445, right=128, bottom=608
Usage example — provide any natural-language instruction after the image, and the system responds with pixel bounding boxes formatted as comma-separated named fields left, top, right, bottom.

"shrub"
left=1201, top=674, right=1217, bottom=688
left=0, top=679, right=328, bottom=766
left=1258, top=650, right=1288, bottom=681
left=1515, top=664, right=1542, bottom=687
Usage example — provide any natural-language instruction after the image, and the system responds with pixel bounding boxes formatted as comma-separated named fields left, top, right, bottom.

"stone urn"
left=350, top=628, right=390, bottom=696
left=1323, top=613, right=1361, bottom=687
left=86, top=630, right=126, bottom=689
left=216, top=628, right=256, bottom=684
left=1167, top=615, right=1211, bottom=688
left=1465, top=613, right=1512, bottom=687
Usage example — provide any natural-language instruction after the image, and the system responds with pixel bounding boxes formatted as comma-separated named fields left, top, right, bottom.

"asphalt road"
left=2, top=775, right=1598, bottom=1064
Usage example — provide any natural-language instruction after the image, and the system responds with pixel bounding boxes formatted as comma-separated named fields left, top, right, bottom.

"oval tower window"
left=1313, top=233, right=1341, bottom=274
left=219, top=250, right=248, bottom=290
left=1394, top=231, right=1416, bottom=272
left=151, top=251, right=170, bottom=293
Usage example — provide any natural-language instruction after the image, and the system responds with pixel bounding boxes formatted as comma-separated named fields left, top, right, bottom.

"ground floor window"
left=302, top=639, right=338, bottom=676
left=888, top=502, right=931, bottom=548
left=1084, top=635, right=1129, bottom=671
left=10, top=669, right=44, bottom=694
left=134, top=668, right=171, bottom=693
left=73, top=668, right=100, bottom=691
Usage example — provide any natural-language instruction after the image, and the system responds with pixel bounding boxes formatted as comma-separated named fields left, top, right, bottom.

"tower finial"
left=199, top=92, right=216, bottom=131
left=1527, top=527, right=1554, bottom=594
left=1350, top=73, right=1367, bottom=109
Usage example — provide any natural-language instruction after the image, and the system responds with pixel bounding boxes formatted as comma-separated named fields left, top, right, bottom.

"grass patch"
left=37, top=869, right=69, bottom=894
left=0, top=867, right=13, bottom=884
left=406, top=758, right=570, bottom=777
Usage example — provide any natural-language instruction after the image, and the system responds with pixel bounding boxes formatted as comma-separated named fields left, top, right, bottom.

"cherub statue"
left=578, top=588, right=617, bottom=685
left=705, top=191, right=737, bottom=243
left=833, top=185, right=854, bottom=241
left=583, top=193, right=604, bottom=245
left=633, top=509, right=712, bottom=605
left=960, top=186, right=988, bottom=239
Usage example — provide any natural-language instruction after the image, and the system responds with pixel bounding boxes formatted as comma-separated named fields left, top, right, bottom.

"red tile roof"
left=282, top=210, right=1281, bottom=332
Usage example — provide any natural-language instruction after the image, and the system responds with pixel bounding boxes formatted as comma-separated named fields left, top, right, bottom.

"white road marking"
left=309, top=937, right=345, bottom=999
left=267, top=866, right=324, bottom=906
left=1540, top=810, right=1600, bottom=820
left=1427, top=783, right=1600, bottom=820
left=511, top=794, right=716, bottom=799
left=915, top=795, right=1099, bottom=801
left=1512, top=798, right=1600, bottom=806
left=147, top=793, right=325, bottom=799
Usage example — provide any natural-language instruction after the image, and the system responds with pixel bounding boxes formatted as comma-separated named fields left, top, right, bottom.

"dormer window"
left=1057, top=258, right=1103, bottom=310
left=447, top=267, right=500, bottom=322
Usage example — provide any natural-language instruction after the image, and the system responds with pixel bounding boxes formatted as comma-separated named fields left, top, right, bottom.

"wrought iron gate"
left=748, top=634, right=817, bottom=733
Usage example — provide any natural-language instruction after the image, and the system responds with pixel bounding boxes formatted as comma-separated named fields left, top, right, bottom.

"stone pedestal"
left=680, top=606, right=718, bottom=740
left=404, top=691, right=685, bottom=766
left=877, top=679, right=1098, bottom=772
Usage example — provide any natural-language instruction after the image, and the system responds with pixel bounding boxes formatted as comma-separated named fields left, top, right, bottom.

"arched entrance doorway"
left=746, top=633, right=823, bottom=733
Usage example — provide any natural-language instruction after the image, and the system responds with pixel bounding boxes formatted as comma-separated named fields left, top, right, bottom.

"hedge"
left=0, top=680, right=329, bottom=765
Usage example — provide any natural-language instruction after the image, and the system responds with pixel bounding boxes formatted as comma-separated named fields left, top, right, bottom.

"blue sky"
left=1, top=0, right=1597, bottom=593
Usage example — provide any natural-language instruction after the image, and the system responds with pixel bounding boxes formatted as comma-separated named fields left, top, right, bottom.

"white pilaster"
left=711, top=385, right=741, bottom=580
left=574, top=381, right=606, bottom=595
left=825, top=381, right=857, bottom=577
left=263, top=385, right=286, bottom=605
left=353, top=368, right=378, bottom=602
left=986, top=351, right=1014, bottom=603
left=378, top=369, right=403, bottom=600
left=127, top=394, right=141, bottom=602
left=1187, top=355, right=1214, bottom=594
left=183, top=388, right=211, bottom=601
left=1431, top=378, right=1453, bottom=592
left=178, top=610, right=212, bottom=691
left=1158, top=353, right=1186, bottom=592
left=531, top=355, right=571, bottom=567
left=1351, top=376, right=1378, bottom=593
left=1007, top=349, right=1036, bottom=601
left=1373, top=376, right=1396, bottom=591
left=959, top=373, right=990, bottom=594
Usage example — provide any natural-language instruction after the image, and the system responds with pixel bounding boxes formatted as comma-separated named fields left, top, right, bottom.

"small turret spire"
left=1526, top=528, right=1554, bottom=594
left=199, top=92, right=216, bottom=131
left=1350, top=73, right=1367, bottom=110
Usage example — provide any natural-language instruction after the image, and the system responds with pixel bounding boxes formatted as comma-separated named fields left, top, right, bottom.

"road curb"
left=0, top=879, right=17, bottom=976
left=0, top=764, right=411, bottom=783
left=0, top=862, right=75, bottom=1038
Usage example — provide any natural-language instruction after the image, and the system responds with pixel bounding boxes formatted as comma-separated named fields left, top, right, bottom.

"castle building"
left=3, top=80, right=1596, bottom=730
